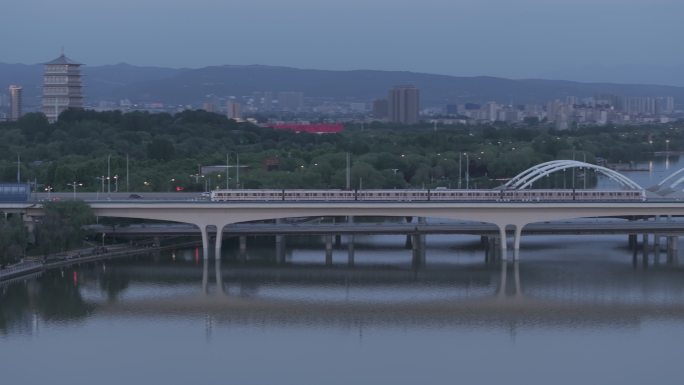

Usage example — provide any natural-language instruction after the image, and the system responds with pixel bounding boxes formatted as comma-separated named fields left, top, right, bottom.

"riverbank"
left=0, top=240, right=201, bottom=284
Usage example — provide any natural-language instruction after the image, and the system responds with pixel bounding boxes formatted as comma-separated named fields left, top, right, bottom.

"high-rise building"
left=278, top=91, right=304, bottom=111
left=42, top=53, right=84, bottom=122
left=372, top=99, right=388, bottom=119
left=9, top=85, right=22, bottom=121
left=202, top=101, right=215, bottom=113
left=227, top=101, right=242, bottom=120
left=388, top=85, right=419, bottom=124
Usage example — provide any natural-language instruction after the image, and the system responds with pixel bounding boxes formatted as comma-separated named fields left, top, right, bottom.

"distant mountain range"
left=2, top=62, right=684, bottom=110
left=540, top=64, right=684, bottom=88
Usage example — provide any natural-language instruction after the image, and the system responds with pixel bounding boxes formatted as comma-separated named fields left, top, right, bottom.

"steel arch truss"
left=504, top=160, right=643, bottom=190
left=654, top=168, right=684, bottom=192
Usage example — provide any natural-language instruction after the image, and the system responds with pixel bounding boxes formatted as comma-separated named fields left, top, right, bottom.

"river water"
left=2, top=157, right=684, bottom=385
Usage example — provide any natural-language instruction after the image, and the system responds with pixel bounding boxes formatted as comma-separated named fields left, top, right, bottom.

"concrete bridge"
left=5, top=160, right=684, bottom=260
left=5, top=199, right=684, bottom=260
left=8, top=200, right=679, bottom=260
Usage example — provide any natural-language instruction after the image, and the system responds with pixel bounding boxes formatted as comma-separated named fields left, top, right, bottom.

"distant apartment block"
left=9, top=85, right=22, bottom=121
left=372, top=99, right=388, bottom=119
left=42, top=53, right=84, bottom=122
left=202, top=101, right=216, bottom=113
left=278, top=91, right=304, bottom=111
left=388, top=85, right=419, bottom=124
left=227, top=101, right=242, bottom=120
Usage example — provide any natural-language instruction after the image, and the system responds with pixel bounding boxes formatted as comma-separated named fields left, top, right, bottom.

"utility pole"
left=126, top=154, right=129, bottom=192
left=107, top=154, right=111, bottom=195
left=226, top=153, right=230, bottom=190
left=16, top=153, right=20, bottom=183
left=458, top=154, right=462, bottom=189
left=465, top=153, right=470, bottom=190
left=236, top=153, right=240, bottom=188
left=346, top=152, right=351, bottom=190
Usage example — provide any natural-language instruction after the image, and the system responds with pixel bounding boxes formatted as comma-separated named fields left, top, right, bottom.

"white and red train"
left=210, top=188, right=646, bottom=202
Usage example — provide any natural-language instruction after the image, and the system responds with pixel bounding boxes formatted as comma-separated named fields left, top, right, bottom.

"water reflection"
left=2, top=240, right=684, bottom=336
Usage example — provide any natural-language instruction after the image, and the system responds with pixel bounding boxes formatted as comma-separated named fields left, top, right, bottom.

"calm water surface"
left=2, top=233, right=684, bottom=385
left=2, top=157, right=684, bottom=385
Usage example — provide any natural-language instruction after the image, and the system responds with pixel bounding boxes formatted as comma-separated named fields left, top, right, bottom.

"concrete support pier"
left=411, top=233, right=426, bottom=268
left=202, top=257, right=209, bottom=293
left=325, top=234, right=333, bottom=265
left=346, top=216, right=355, bottom=266
left=498, top=225, right=508, bottom=261
left=239, top=236, right=247, bottom=253
left=642, top=233, right=649, bottom=268
left=215, top=259, right=225, bottom=295
left=513, top=225, right=523, bottom=261
left=667, top=236, right=679, bottom=265
left=200, top=225, right=210, bottom=260
left=347, top=235, right=355, bottom=267
left=628, top=234, right=637, bottom=250
left=214, top=226, right=224, bottom=260
left=275, top=235, right=285, bottom=264
left=275, top=218, right=285, bottom=264
left=485, top=236, right=503, bottom=264
left=404, top=235, right=413, bottom=249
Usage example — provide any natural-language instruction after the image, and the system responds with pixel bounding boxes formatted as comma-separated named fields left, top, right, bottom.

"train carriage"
left=210, top=188, right=646, bottom=203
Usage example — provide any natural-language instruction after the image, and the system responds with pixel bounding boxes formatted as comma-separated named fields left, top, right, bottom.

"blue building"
left=0, top=184, right=30, bottom=202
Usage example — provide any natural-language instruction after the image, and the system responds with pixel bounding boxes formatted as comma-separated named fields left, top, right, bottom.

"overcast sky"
left=2, top=0, right=683, bottom=80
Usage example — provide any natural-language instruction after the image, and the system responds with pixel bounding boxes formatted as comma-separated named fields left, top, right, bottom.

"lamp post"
left=226, top=152, right=241, bottom=189
left=44, top=186, right=53, bottom=201
left=67, top=182, right=83, bottom=200
left=236, top=152, right=240, bottom=189
left=465, top=153, right=470, bottom=190
left=107, top=154, right=111, bottom=195
left=458, top=154, right=462, bottom=189
left=96, top=176, right=106, bottom=200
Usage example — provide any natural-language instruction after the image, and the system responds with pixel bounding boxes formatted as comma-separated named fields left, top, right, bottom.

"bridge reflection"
left=92, top=256, right=684, bottom=330
left=3, top=252, right=684, bottom=337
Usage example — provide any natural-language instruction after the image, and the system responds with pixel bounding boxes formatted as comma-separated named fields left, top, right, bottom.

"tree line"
left=0, top=108, right=680, bottom=193
left=0, top=200, right=94, bottom=266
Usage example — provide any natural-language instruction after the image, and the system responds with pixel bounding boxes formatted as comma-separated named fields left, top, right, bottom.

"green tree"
left=0, top=215, right=28, bottom=265
left=34, top=201, right=95, bottom=256
left=147, top=137, right=176, bottom=161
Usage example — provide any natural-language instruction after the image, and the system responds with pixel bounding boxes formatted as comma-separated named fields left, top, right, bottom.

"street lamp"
left=44, top=186, right=53, bottom=201
left=190, top=172, right=205, bottom=191
left=67, top=182, right=83, bottom=200
left=96, top=176, right=106, bottom=200
left=107, top=154, right=111, bottom=195
left=464, top=153, right=470, bottom=190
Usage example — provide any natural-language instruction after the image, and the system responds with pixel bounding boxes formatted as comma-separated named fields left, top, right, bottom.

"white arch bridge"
left=504, top=160, right=643, bottom=190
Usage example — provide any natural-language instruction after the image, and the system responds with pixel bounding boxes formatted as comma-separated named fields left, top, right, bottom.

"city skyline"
left=2, top=0, right=684, bottom=86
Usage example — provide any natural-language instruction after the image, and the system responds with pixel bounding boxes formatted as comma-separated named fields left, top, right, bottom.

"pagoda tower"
left=42, top=53, right=83, bottom=122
